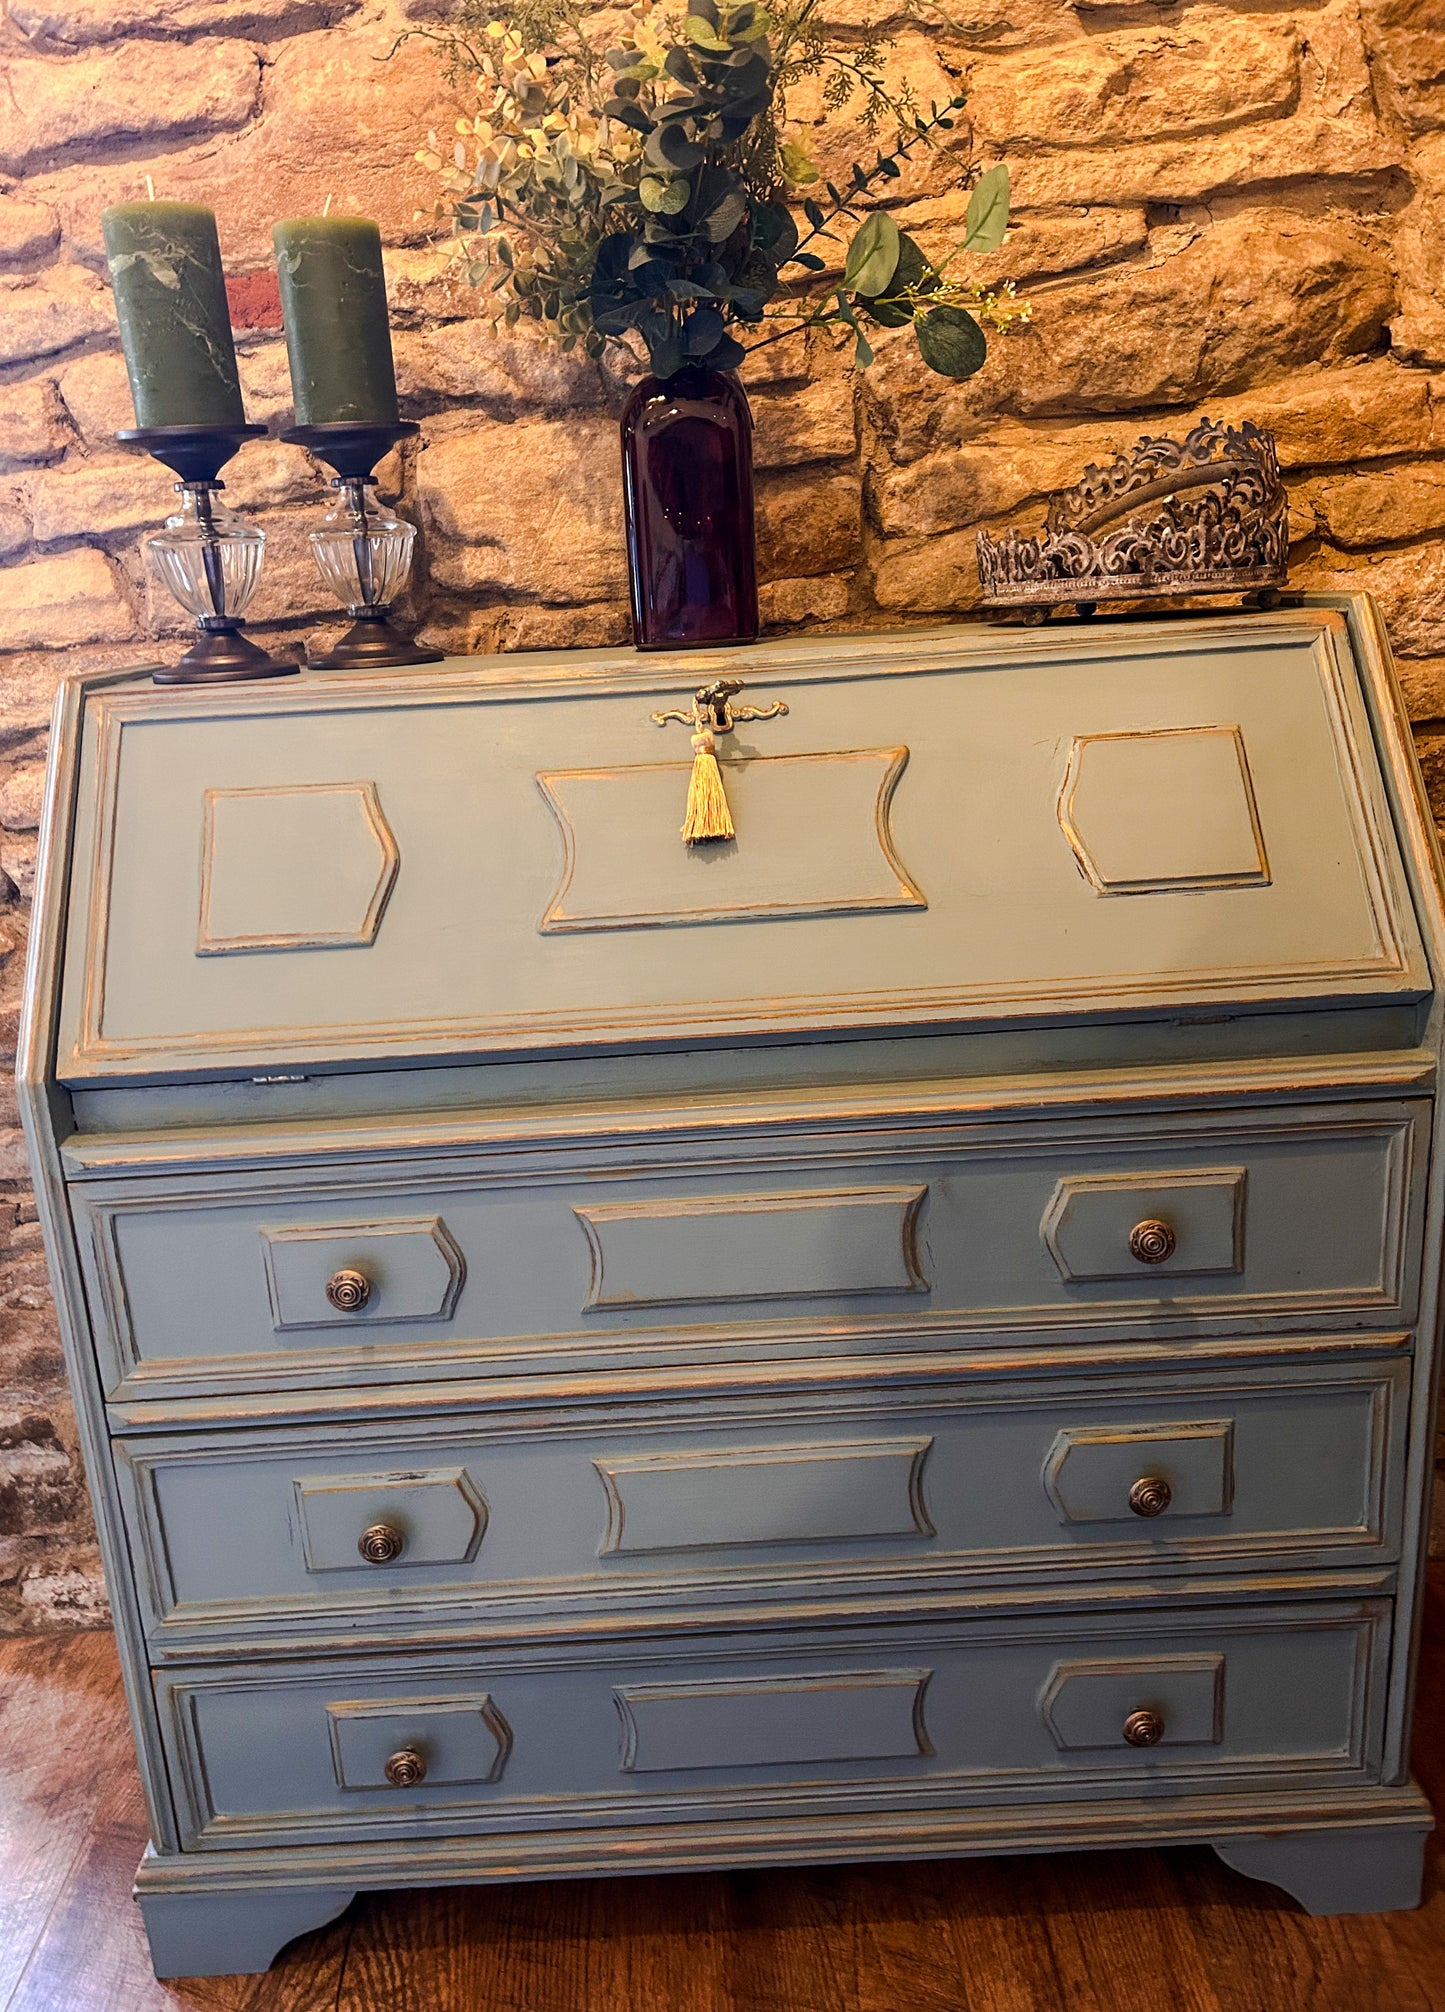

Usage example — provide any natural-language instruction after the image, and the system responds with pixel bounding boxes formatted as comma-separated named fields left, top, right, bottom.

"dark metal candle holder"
left=116, top=425, right=299, bottom=685
left=281, top=421, right=442, bottom=669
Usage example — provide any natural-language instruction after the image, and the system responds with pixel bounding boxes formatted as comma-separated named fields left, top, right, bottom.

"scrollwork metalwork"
left=976, top=419, right=1289, bottom=612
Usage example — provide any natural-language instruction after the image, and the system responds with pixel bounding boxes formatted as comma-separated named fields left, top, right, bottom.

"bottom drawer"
left=157, top=1600, right=1388, bottom=1850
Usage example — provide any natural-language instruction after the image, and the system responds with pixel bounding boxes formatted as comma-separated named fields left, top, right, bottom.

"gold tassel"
left=681, top=729, right=734, bottom=844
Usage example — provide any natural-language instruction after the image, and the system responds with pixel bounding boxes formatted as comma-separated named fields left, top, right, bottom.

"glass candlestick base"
left=117, top=426, right=298, bottom=685
left=282, top=422, right=442, bottom=670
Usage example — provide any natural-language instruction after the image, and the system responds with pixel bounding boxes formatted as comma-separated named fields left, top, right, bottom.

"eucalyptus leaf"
left=915, top=303, right=987, bottom=379
left=963, top=163, right=1010, bottom=252
left=640, top=175, right=690, bottom=214
left=843, top=210, right=900, bottom=297
left=647, top=123, right=704, bottom=170
left=685, top=14, right=731, bottom=51
left=853, top=328, right=875, bottom=368
left=703, top=190, right=747, bottom=242
left=685, top=305, right=726, bottom=353
left=859, top=229, right=929, bottom=326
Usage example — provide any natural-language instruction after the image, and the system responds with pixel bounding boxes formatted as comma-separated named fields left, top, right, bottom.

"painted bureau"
left=18, top=593, right=1445, bottom=1978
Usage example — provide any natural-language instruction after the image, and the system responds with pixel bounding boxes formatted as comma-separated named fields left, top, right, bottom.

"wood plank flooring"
left=5, top=1581, right=1445, bottom=2012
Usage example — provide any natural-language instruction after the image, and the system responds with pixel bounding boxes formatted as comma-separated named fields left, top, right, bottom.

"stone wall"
left=1, top=0, right=1443, bottom=1628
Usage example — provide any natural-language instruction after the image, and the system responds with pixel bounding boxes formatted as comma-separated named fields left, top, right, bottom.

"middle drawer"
left=115, top=1360, right=1408, bottom=1656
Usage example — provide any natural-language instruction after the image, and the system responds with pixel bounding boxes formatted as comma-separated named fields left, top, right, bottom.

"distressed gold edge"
left=534, top=746, right=924, bottom=935
left=64, top=950, right=1428, bottom=1071
left=260, top=1214, right=466, bottom=1333
left=593, top=1435, right=937, bottom=1558
left=1038, top=1652, right=1226, bottom=1752
left=612, top=1667, right=933, bottom=1773
left=1039, top=1418, right=1236, bottom=1524
left=1038, top=1163, right=1249, bottom=1284
left=1057, top=725, right=1271, bottom=897
left=292, top=1467, right=488, bottom=1575
left=574, top=1183, right=930, bottom=1313
left=196, top=781, right=401, bottom=959
left=324, top=1693, right=512, bottom=1791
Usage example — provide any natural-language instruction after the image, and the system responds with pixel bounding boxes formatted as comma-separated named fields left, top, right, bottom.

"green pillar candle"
left=100, top=202, right=244, bottom=430
left=273, top=216, right=400, bottom=428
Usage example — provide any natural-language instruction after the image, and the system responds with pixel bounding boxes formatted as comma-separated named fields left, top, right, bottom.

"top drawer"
left=72, top=1099, right=1427, bottom=1407
left=53, top=612, right=1426, bottom=1083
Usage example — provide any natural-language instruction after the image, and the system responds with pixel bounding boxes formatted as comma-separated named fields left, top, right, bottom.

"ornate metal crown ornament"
left=976, top=419, right=1289, bottom=617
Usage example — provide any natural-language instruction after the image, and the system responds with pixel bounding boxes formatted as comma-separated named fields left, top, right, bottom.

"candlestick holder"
left=116, top=425, right=299, bottom=685
left=281, top=421, right=442, bottom=669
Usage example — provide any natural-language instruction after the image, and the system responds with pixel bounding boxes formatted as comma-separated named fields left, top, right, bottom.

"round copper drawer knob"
left=383, top=1747, right=427, bottom=1789
left=1123, top=1708, right=1166, bottom=1748
left=1128, top=1219, right=1176, bottom=1266
left=1128, top=1476, right=1173, bottom=1519
left=325, top=1267, right=371, bottom=1312
left=358, top=1522, right=405, bottom=1565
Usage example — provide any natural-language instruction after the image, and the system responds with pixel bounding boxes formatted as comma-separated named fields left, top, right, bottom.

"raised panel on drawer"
left=74, top=1100, right=1426, bottom=1403
left=55, top=615, right=1428, bottom=1086
left=154, top=1600, right=1389, bottom=1849
left=114, top=1360, right=1407, bottom=1654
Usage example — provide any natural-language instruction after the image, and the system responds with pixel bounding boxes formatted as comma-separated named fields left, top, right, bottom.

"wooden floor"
left=6, top=1589, right=1445, bottom=2012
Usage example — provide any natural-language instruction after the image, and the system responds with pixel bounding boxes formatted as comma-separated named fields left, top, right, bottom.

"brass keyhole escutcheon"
left=1128, top=1476, right=1173, bottom=1519
left=1129, top=1219, right=1177, bottom=1266
left=1123, top=1709, right=1165, bottom=1748
left=383, top=1747, right=427, bottom=1789
left=325, top=1267, right=371, bottom=1312
left=359, top=1522, right=405, bottom=1565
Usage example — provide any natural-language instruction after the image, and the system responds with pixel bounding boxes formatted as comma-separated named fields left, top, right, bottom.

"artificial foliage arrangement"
left=413, top=0, right=1027, bottom=384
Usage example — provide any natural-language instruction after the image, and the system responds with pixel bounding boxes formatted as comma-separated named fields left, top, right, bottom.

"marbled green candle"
left=100, top=202, right=244, bottom=430
left=273, top=216, right=400, bottom=427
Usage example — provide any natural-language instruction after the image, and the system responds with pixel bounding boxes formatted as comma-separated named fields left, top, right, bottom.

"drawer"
left=75, top=1100, right=1427, bottom=1402
left=154, top=1600, right=1390, bottom=1848
left=115, top=1361, right=1407, bottom=1652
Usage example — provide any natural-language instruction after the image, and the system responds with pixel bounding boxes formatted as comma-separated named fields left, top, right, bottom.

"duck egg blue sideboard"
left=19, top=593, right=1445, bottom=1978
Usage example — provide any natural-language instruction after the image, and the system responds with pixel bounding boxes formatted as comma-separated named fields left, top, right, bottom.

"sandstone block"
left=898, top=199, right=1148, bottom=288
left=863, top=211, right=1395, bottom=457
left=756, top=471, right=860, bottom=581
left=1292, top=541, right=1445, bottom=666
left=966, top=18, right=1300, bottom=152
left=871, top=529, right=981, bottom=614
left=23, top=27, right=453, bottom=270
left=1363, top=0, right=1445, bottom=134
left=8, top=0, right=357, bottom=43
left=393, top=321, right=611, bottom=417
left=416, top=417, right=627, bottom=605
left=0, top=1440, right=81, bottom=1538
left=0, top=548, right=135, bottom=652
left=871, top=420, right=1137, bottom=539
left=760, top=573, right=852, bottom=627
left=27, top=457, right=172, bottom=546
left=1208, top=361, right=1437, bottom=469
left=752, top=379, right=857, bottom=471
left=452, top=601, right=634, bottom=654
left=0, top=380, right=69, bottom=469
left=0, top=493, right=31, bottom=563
left=0, top=266, right=112, bottom=368
left=1005, top=115, right=1398, bottom=211
left=0, top=197, right=59, bottom=268
left=1309, top=463, right=1445, bottom=548
left=0, top=766, right=46, bottom=834
left=18, top=1559, right=108, bottom=1629
left=0, top=40, right=262, bottom=177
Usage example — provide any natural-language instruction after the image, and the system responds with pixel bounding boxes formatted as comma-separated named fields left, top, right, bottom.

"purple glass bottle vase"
left=620, top=366, right=759, bottom=651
